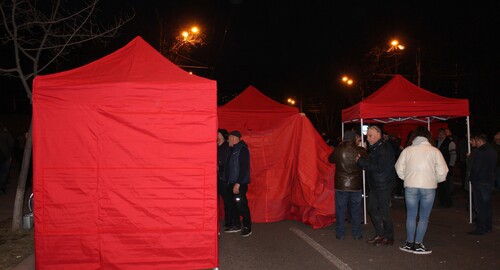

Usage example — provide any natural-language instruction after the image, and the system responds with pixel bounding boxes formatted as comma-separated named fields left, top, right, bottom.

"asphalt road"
left=218, top=187, right=500, bottom=270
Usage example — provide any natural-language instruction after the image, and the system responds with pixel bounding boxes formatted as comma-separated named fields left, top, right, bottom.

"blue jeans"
left=335, top=190, right=362, bottom=238
left=405, top=187, right=435, bottom=243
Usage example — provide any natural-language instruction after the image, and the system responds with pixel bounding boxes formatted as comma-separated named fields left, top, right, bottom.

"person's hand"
left=356, top=153, right=361, bottom=162
left=233, top=183, right=240, bottom=194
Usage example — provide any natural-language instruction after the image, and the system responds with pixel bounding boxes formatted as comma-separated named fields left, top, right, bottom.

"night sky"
left=1, top=0, right=499, bottom=136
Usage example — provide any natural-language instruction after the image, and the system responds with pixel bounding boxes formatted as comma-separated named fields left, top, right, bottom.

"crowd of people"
left=325, top=126, right=499, bottom=255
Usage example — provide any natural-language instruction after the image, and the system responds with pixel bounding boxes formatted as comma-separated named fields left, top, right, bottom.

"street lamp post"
left=386, top=39, right=405, bottom=74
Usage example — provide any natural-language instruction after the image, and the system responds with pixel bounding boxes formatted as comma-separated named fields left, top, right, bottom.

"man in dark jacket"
left=467, top=134, right=497, bottom=235
left=223, top=130, right=252, bottom=237
left=437, top=128, right=456, bottom=208
left=217, top=129, right=231, bottom=229
left=329, top=130, right=366, bottom=240
left=357, top=126, right=396, bottom=246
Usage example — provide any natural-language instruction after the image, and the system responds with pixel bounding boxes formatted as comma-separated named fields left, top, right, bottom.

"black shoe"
left=336, top=235, right=345, bottom=240
left=412, top=243, right=432, bottom=254
left=353, top=235, right=363, bottom=240
left=399, top=242, right=414, bottom=253
left=241, top=227, right=252, bottom=237
left=366, top=235, right=383, bottom=244
left=224, top=226, right=242, bottom=233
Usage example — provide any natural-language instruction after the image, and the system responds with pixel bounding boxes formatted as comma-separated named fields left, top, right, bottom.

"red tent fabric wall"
left=218, top=86, right=335, bottom=229
left=32, top=37, right=218, bottom=269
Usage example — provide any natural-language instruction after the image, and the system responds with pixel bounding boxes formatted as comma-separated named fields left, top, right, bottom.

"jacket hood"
left=412, top=136, right=429, bottom=146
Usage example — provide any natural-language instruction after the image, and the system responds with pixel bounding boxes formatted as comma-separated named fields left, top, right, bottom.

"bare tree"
left=0, top=0, right=134, bottom=231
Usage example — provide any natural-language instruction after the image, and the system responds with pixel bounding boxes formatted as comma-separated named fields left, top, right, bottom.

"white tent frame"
left=342, top=115, right=472, bottom=224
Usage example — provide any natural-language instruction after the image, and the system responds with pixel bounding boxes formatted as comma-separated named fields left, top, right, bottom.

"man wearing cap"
left=223, top=130, right=252, bottom=237
left=328, top=130, right=367, bottom=240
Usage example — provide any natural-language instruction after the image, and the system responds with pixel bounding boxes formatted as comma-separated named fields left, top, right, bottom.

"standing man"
left=223, top=130, right=252, bottom=237
left=395, top=126, right=449, bottom=254
left=436, top=128, right=456, bottom=208
left=217, top=129, right=231, bottom=230
left=328, top=130, right=366, bottom=240
left=356, top=126, right=396, bottom=246
left=468, top=134, right=497, bottom=235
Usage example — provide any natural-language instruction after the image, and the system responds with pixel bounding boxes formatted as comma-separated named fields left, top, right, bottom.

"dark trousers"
left=222, top=184, right=241, bottom=227
left=438, top=169, right=454, bottom=207
left=367, top=188, right=394, bottom=240
left=218, top=179, right=232, bottom=227
left=471, top=182, right=493, bottom=232
left=228, top=183, right=252, bottom=230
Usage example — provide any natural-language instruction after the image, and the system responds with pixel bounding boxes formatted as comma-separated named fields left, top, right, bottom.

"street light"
left=387, top=39, right=405, bottom=52
left=341, top=75, right=364, bottom=100
left=387, top=39, right=405, bottom=74
left=287, top=97, right=296, bottom=105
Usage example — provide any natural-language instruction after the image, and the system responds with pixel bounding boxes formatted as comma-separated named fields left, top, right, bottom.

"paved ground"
left=3, top=165, right=500, bottom=269
left=218, top=187, right=500, bottom=270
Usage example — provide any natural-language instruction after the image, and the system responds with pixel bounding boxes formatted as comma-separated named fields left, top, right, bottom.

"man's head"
left=228, top=130, right=242, bottom=147
left=494, top=132, right=500, bottom=145
left=217, top=129, right=228, bottom=145
left=438, top=128, right=446, bottom=140
left=445, top=128, right=452, bottom=137
left=343, top=130, right=356, bottom=142
left=474, top=134, right=488, bottom=147
left=366, top=126, right=382, bottom=146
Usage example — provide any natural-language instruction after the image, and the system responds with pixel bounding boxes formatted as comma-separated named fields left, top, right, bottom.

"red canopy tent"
left=218, top=86, right=335, bottom=229
left=342, top=75, right=469, bottom=123
left=32, top=37, right=218, bottom=269
left=341, top=74, right=470, bottom=223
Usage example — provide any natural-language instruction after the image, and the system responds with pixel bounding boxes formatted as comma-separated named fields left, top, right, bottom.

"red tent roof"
left=36, top=36, right=212, bottom=87
left=342, top=75, right=469, bottom=123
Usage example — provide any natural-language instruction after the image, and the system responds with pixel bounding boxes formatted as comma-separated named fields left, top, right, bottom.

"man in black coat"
left=357, top=126, right=396, bottom=246
left=467, top=134, right=497, bottom=235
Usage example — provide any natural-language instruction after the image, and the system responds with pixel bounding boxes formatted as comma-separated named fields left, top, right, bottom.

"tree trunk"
left=12, top=121, right=32, bottom=232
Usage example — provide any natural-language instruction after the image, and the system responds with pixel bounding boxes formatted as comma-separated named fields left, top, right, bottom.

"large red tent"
left=32, top=37, right=218, bottom=269
left=218, top=86, right=335, bottom=229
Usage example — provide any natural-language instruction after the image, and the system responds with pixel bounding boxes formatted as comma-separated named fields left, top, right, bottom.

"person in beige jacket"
left=395, top=126, right=448, bottom=255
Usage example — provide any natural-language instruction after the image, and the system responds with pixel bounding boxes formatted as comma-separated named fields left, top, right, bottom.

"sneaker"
left=224, top=226, right=242, bottom=233
left=241, top=227, right=252, bottom=237
left=399, top=242, right=414, bottom=253
left=412, top=243, right=432, bottom=254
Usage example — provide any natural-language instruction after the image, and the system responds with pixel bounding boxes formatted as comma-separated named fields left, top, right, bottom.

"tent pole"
left=360, top=119, right=367, bottom=224
left=427, top=117, right=430, bottom=130
left=341, top=122, right=344, bottom=140
left=467, top=116, right=472, bottom=224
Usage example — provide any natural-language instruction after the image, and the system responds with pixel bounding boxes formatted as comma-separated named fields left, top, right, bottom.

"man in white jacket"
left=395, top=126, right=448, bottom=255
